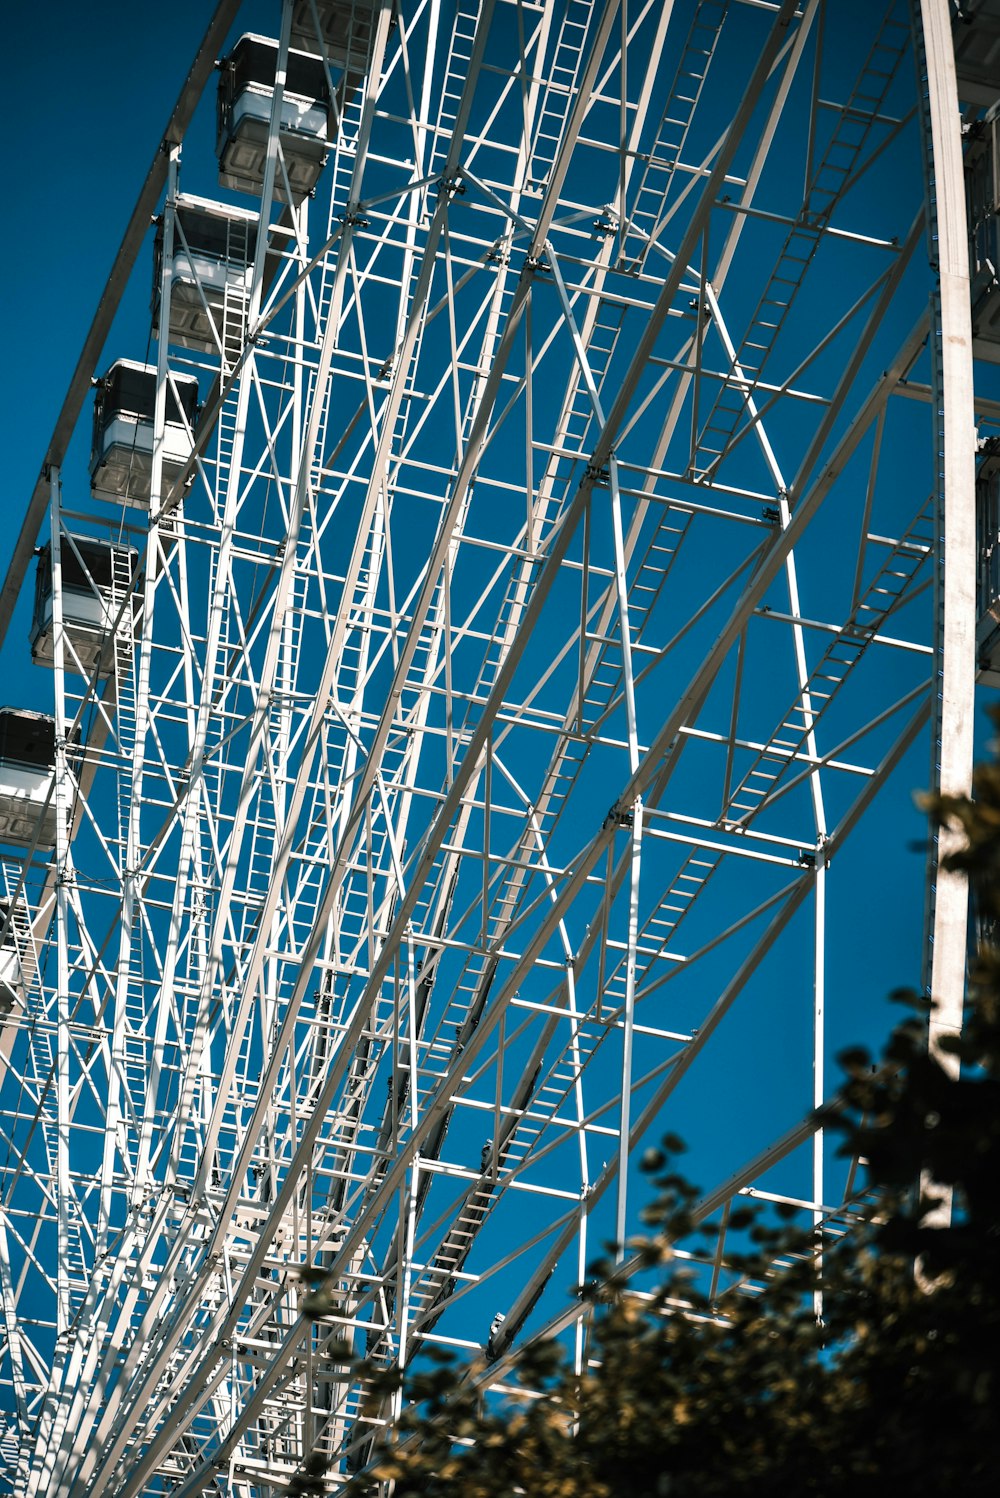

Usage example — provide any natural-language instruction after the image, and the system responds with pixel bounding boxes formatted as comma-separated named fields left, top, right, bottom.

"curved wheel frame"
left=0, top=2, right=979, bottom=1493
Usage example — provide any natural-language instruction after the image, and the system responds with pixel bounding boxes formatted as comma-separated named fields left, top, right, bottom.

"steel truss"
left=0, top=0, right=981, bottom=1492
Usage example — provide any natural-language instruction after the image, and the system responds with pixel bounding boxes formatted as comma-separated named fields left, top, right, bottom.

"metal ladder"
left=603, top=845, right=722, bottom=1010
left=220, top=214, right=252, bottom=380
left=600, top=495, right=936, bottom=1007
left=525, top=0, right=598, bottom=195
left=620, top=0, right=728, bottom=269
left=110, top=544, right=139, bottom=866
left=408, top=1002, right=608, bottom=1335
left=323, top=0, right=373, bottom=219
left=725, top=495, right=934, bottom=823
left=692, top=7, right=910, bottom=479
left=428, top=0, right=484, bottom=182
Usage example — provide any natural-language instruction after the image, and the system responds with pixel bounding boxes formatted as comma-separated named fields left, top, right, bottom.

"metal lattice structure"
left=0, top=0, right=988, bottom=1491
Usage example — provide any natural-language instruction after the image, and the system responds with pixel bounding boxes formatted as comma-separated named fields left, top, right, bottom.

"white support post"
left=47, top=473, right=72, bottom=1344
left=915, top=0, right=976, bottom=1083
left=32, top=466, right=74, bottom=1495
left=615, top=798, right=642, bottom=1260
left=395, top=934, right=421, bottom=1378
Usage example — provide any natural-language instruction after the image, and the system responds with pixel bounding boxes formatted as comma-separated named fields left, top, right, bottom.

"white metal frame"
left=0, top=1, right=981, bottom=1493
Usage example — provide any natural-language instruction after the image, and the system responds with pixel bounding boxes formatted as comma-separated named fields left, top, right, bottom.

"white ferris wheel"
left=0, top=0, right=993, bottom=1492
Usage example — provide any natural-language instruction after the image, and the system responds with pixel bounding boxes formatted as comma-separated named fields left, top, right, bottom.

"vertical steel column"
left=31, top=466, right=74, bottom=1498
left=48, top=471, right=71, bottom=1343
left=163, top=0, right=297, bottom=1189
left=914, top=0, right=975, bottom=1071
left=117, top=141, right=182, bottom=1211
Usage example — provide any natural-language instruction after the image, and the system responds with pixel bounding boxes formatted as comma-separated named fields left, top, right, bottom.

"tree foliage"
left=322, top=740, right=1000, bottom=1497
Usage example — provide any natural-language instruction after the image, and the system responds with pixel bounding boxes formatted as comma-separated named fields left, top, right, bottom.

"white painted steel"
left=917, top=0, right=976, bottom=1069
left=0, top=0, right=983, bottom=1492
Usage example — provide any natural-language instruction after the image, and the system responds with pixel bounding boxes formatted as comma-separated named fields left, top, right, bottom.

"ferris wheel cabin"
left=90, top=360, right=199, bottom=509
left=30, top=538, right=139, bottom=679
left=0, top=710, right=58, bottom=851
left=954, top=0, right=1000, bottom=108
left=289, top=0, right=376, bottom=67
left=154, top=196, right=260, bottom=356
left=216, top=34, right=332, bottom=203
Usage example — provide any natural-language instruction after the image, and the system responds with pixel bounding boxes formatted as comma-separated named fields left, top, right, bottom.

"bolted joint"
left=437, top=173, right=466, bottom=199
left=585, top=462, right=610, bottom=488
left=603, top=802, right=634, bottom=831
left=761, top=504, right=781, bottom=525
